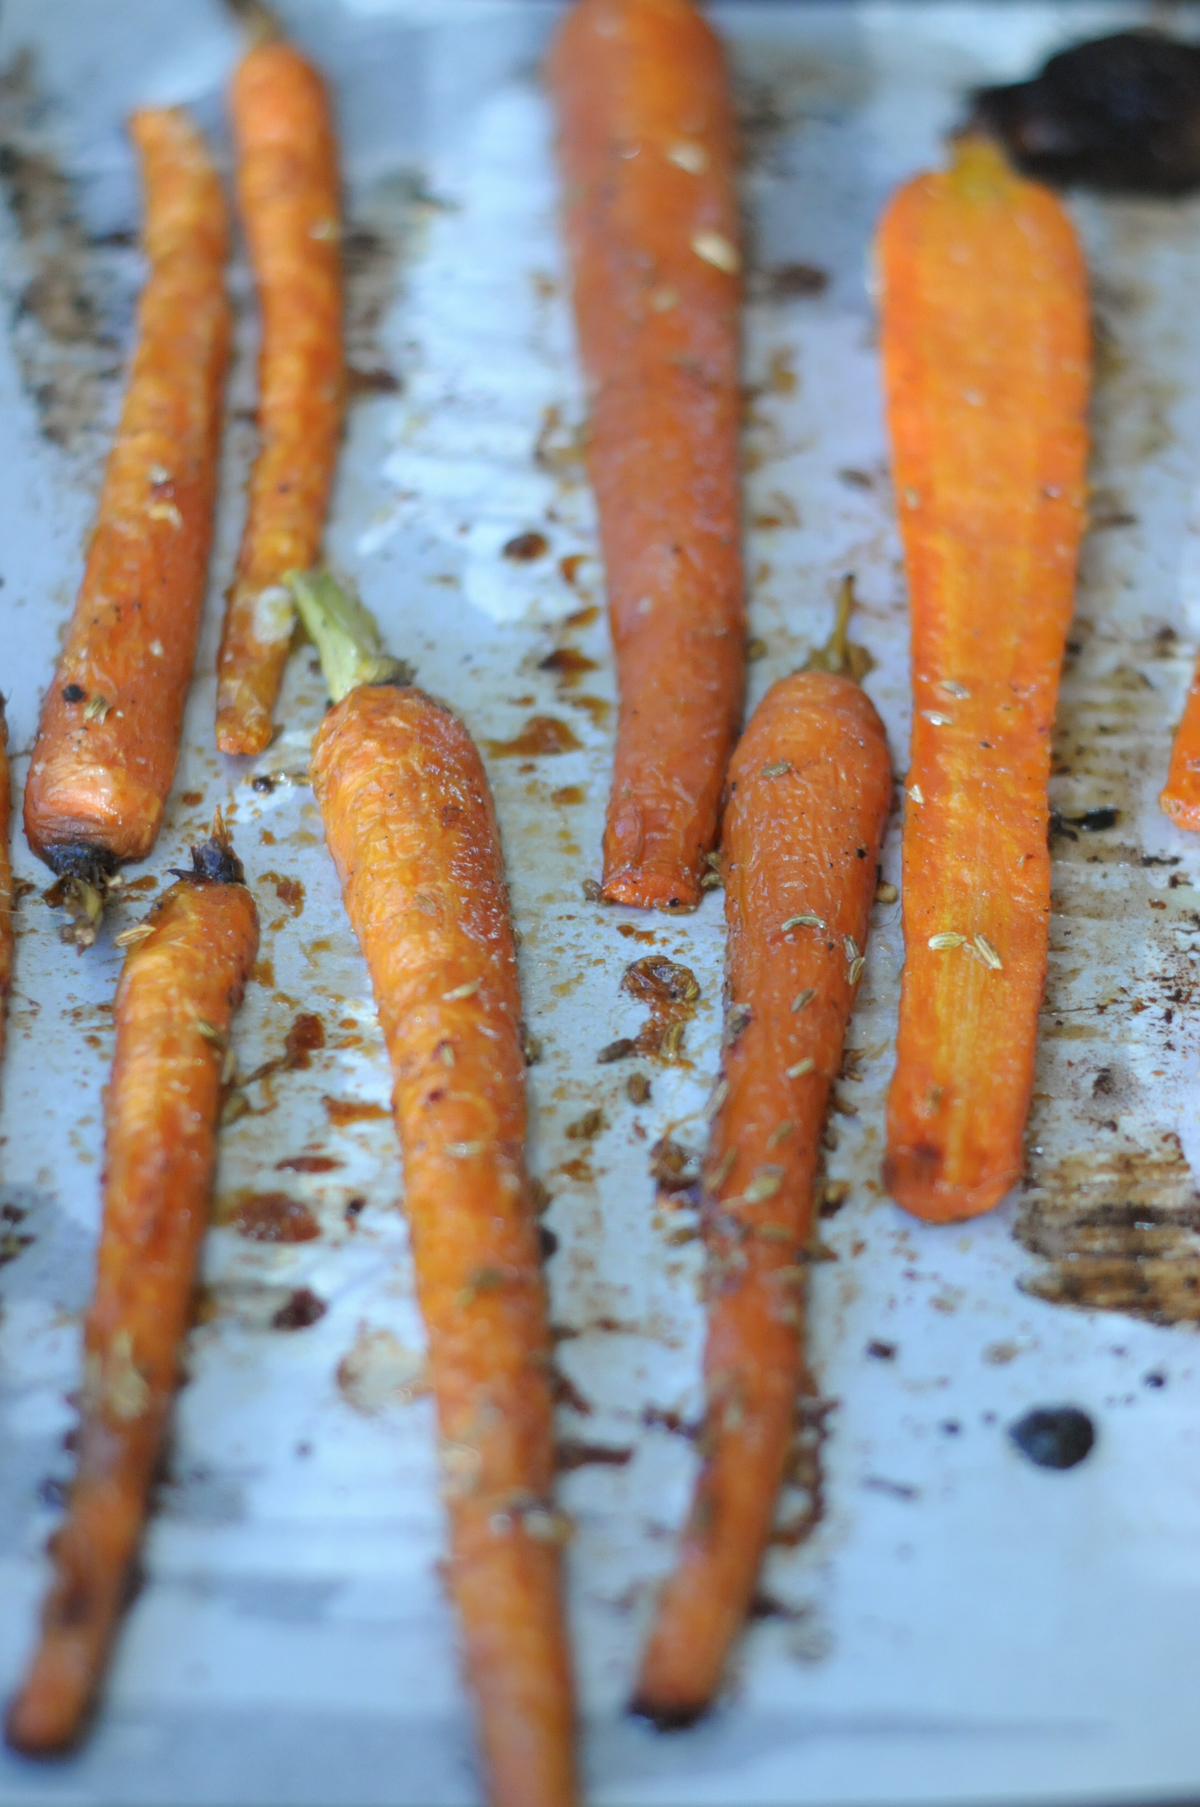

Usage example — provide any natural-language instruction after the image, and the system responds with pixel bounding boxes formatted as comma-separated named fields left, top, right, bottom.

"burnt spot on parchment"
left=0, top=52, right=127, bottom=455
left=342, top=175, right=432, bottom=402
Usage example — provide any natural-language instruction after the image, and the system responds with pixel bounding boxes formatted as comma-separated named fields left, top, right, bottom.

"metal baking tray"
left=3, top=2, right=1200, bottom=1802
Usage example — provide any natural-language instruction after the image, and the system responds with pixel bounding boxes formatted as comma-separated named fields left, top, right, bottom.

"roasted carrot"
left=214, top=35, right=344, bottom=756
left=631, top=625, right=891, bottom=1726
left=5, top=822, right=258, bottom=1755
left=23, top=109, right=229, bottom=940
left=549, top=0, right=744, bottom=912
left=1163, top=674, right=1200, bottom=822
left=879, top=136, right=1089, bottom=1223
left=289, top=573, right=576, bottom=1807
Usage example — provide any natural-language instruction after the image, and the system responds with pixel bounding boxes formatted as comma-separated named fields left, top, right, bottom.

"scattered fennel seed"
left=973, top=933, right=1003, bottom=970
left=791, top=987, right=816, bottom=1013
left=704, top=1080, right=729, bottom=1121
left=442, top=979, right=481, bottom=1002
left=940, top=679, right=970, bottom=698
left=113, top=922, right=155, bottom=948
left=692, top=229, right=740, bottom=274
left=761, top=760, right=792, bottom=778
left=782, top=913, right=825, bottom=931
left=908, top=783, right=924, bottom=804
left=786, top=1057, right=815, bottom=1079
left=928, top=932, right=965, bottom=950
left=848, top=955, right=865, bottom=984
left=922, top=711, right=953, bottom=726
left=83, top=694, right=111, bottom=724
left=743, top=1165, right=784, bottom=1203
left=843, top=935, right=859, bottom=961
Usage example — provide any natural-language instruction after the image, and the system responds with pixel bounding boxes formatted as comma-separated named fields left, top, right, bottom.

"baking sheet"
left=3, top=3, right=1200, bottom=1803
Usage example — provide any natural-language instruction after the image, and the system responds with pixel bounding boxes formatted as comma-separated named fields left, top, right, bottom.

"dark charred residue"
left=251, top=773, right=278, bottom=795
left=1048, top=805, right=1120, bottom=842
left=752, top=262, right=830, bottom=302
left=484, top=716, right=582, bottom=759
left=565, top=1108, right=605, bottom=1141
left=538, top=1224, right=559, bottom=1260
left=346, top=364, right=401, bottom=398
left=223, top=1191, right=320, bottom=1245
left=1009, top=1406, right=1096, bottom=1470
left=0, top=51, right=127, bottom=451
left=866, top=1339, right=897, bottom=1361
left=597, top=1037, right=636, bottom=1064
left=0, top=1201, right=32, bottom=1266
left=620, top=955, right=701, bottom=1061
left=770, top=1394, right=836, bottom=1545
left=271, top=1288, right=327, bottom=1331
left=641, top=1404, right=698, bottom=1439
left=551, top=1368, right=592, bottom=1416
left=974, top=31, right=1200, bottom=194
left=503, top=530, right=549, bottom=563
left=863, top=1475, right=919, bottom=1501
left=556, top=1439, right=633, bottom=1472
left=1018, top=1138, right=1200, bottom=1322
left=188, top=831, right=245, bottom=888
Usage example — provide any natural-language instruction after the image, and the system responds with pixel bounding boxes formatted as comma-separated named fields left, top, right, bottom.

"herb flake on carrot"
left=215, top=35, right=344, bottom=755
left=879, top=136, right=1090, bottom=1223
left=632, top=592, right=892, bottom=1724
left=289, top=571, right=577, bottom=1807
left=5, top=820, right=258, bottom=1755
left=23, top=109, right=230, bottom=942
left=549, top=0, right=744, bottom=911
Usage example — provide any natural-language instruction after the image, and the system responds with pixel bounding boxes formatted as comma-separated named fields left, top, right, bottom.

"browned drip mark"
left=484, top=715, right=582, bottom=758
left=620, top=955, right=700, bottom=1061
left=539, top=647, right=597, bottom=686
left=219, top=1191, right=320, bottom=1244
left=323, top=1096, right=389, bottom=1126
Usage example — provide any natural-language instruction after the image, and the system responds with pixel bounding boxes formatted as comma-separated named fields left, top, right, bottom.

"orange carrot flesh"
left=879, top=137, right=1090, bottom=1224
left=631, top=672, right=891, bottom=1725
left=549, top=0, right=744, bottom=912
left=22, top=109, right=229, bottom=882
left=1163, top=680, right=1200, bottom=823
left=5, top=834, right=258, bottom=1755
left=310, top=684, right=576, bottom=1807
left=215, top=41, right=344, bottom=756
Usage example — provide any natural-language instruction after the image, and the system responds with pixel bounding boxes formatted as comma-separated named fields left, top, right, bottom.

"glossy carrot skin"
left=880, top=139, right=1089, bottom=1223
left=632, top=673, right=891, bottom=1724
left=23, top=110, right=229, bottom=877
left=1163, top=679, right=1200, bottom=823
left=550, top=0, right=744, bottom=911
left=215, top=42, right=344, bottom=756
left=5, top=857, right=258, bottom=1755
left=311, top=685, right=576, bottom=1807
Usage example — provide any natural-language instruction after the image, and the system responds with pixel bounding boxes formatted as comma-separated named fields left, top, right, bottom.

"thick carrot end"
left=600, top=867, right=701, bottom=913
left=5, top=1654, right=93, bottom=1759
left=1160, top=785, right=1200, bottom=832
left=884, top=1148, right=1020, bottom=1223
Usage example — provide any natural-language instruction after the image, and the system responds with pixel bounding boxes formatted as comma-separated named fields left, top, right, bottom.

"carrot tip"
left=1159, top=789, right=1200, bottom=831
left=628, top=1692, right=709, bottom=1733
left=883, top=1151, right=1019, bottom=1223
left=600, top=871, right=702, bottom=913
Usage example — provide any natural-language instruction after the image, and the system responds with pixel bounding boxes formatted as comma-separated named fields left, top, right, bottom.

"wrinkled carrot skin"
left=880, top=139, right=1089, bottom=1224
left=5, top=864, right=258, bottom=1755
left=215, top=42, right=344, bottom=756
left=23, top=111, right=229, bottom=876
left=632, top=674, right=891, bottom=1725
left=310, top=685, right=576, bottom=1807
left=550, top=0, right=744, bottom=911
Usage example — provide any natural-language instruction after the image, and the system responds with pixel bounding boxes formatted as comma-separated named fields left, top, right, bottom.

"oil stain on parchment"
left=1019, top=195, right=1200, bottom=1324
left=0, top=51, right=129, bottom=457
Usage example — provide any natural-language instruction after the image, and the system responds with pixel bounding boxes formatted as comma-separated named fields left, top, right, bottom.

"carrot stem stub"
left=295, top=569, right=575, bottom=1807
left=632, top=671, right=892, bottom=1724
left=879, top=136, right=1090, bottom=1223
left=23, top=109, right=230, bottom=900
left=5, top=828, right=258, bottom=1756
left=550, top=0, right=744, bottom=912
left=215, top=40, right=344, bottom=756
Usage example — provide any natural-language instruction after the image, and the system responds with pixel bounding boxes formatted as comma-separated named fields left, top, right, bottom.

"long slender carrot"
left=22, top=110, right=230, bottom=940
left=631, top=642, right=891, bottom=1727
left=549, top=0, right=744, bottom=912
left=880, top=136, right=1090, bottom=1224
left=214, top=35, right=344, bottom=756
left=289, top=573, right=577, bottom=1807
left=5, top=823, right=258, bottom=1755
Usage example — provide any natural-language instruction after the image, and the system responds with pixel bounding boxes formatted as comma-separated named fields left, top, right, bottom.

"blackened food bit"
left=60, top=684, right=85, bottom=704
left=1008, top=1405, right=1096, bottom=1470
left=974, top=31, right=1200, bottom=194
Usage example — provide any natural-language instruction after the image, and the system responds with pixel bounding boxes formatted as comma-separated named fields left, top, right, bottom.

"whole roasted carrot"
left=289, top=574, right=576, bottom=1807
left=632, top=646, right=891, bottom=1727
left=23, top=109, right=229, bottom=939
left=5, top=822, right=258, bottom=1755
left=880, top=136, right=1089, bottom=1223
left=214, top=35, right=344, bottom=755
left=549, top=0, right=744, bottom=912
